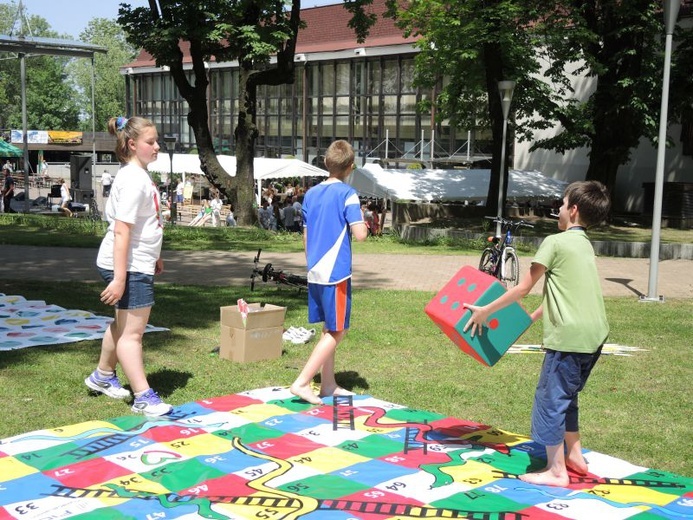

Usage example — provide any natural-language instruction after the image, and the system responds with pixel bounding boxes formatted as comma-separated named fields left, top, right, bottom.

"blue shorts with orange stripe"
left=308, top=278, right=351, bottom=332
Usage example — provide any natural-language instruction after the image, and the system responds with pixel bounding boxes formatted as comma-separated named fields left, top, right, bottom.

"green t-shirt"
left=533, top=230, right=609, bottom=353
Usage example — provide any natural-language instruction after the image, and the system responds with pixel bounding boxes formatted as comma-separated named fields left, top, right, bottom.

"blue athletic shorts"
left=530, top=347, right=602, bottom=446
left=98, top=267, right=155, bottom=310
left=308, top=278, right=351, bottom=332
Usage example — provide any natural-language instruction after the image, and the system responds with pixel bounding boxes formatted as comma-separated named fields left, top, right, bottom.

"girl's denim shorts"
left=98, top=267, right=155, bottom=309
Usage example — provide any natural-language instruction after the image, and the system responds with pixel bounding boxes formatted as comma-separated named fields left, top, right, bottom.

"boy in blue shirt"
left=464, top=180, right=611, bottom=487
left=290, top=140, right=368, bottom=405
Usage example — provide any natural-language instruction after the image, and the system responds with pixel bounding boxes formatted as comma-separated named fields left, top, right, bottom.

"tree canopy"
left=386, top=0, right=692, bottom=204
left=69, top=18, right=139, bottom=132
left=0, top=5, right=80, bottom=131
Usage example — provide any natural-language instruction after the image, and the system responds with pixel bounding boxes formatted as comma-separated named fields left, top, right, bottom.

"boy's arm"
left=351, top=222, right=368, bottom=242
left=463, top=262, right=546, bottom=337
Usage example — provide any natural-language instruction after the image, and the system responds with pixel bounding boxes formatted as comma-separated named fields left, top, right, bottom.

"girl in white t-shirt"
left=59, top=178, right=73, bottom=218
left=85, top=116, right=172, bottom=418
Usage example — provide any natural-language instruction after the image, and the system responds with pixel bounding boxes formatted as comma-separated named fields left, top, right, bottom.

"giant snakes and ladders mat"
left=1, top=387, right=691, bottom=519
left=0, top=295, right=167, bottom=351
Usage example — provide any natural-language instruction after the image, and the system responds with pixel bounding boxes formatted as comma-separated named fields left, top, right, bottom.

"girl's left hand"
left=155, top=258, right=164, bottom=275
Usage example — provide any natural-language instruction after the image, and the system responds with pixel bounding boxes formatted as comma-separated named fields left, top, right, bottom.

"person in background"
left=291, top=195, right=302, bottom=232
left=282, top=198, right=295, bottom=231
left=175, top=178, right=185, bottom=206
left=258, top=199, right=272, bottom=229
left=3, top=160, right=13, bottom=173
left=2, top=168, right=15, bottom=213
left=189, top=199, right=212, bottom=226
left=84, top=115, right=172, bottom=417
left=289, top=140, right=368, bottom=405
left=101, top=170, right=113, bottom=197
left=226, top=203, right=237, bottom=227
left=368, top=202, right=380, bottom=236
left=58, top=177, right=73, bottom=218
left=210, top=191, right=223, bottom=227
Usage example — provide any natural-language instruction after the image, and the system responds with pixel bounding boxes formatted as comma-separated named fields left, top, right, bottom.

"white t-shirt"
left=101, top=172, right=112, bottom=186
left=60, top=183, right=71, bottom=203
left=96, top=163, right=164, bottom=275
left=210, top=197, right=223, bottom=213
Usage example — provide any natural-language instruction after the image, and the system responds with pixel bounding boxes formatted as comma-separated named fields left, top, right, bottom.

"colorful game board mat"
left=0, top=295, right=167, bottom=351
left=1, top=387, right=690, bottom=519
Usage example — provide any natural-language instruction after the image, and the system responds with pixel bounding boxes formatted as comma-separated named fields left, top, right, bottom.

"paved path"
left=1, top=245, right=691, bottom=299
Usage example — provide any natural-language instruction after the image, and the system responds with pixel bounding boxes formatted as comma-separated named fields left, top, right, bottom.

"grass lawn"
left=1, top=214, right=691, bottom=478
left=1, top=279, right=691, bottom=478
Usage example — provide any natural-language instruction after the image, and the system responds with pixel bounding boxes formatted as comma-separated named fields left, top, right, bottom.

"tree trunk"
left=482, top=41, right=508, bottom=220
left=234, top=65, right=259, bottom=226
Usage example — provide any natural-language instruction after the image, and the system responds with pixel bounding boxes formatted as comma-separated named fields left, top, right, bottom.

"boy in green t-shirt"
left=464, top=180, right=611, bottom=487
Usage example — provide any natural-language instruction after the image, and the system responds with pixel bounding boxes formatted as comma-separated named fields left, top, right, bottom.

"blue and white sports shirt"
left=303, top=180, right=364, bottom=285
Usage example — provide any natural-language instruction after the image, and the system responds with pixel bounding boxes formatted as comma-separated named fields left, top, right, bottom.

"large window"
left=125, top=52, right=493, bottom=166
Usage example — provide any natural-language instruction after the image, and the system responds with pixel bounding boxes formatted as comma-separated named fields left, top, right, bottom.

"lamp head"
left=498, top=80, right=516, bottom=120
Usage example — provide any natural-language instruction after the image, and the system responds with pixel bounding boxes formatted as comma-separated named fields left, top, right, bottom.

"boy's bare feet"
left=519, top=469, right=570, bottom=487
left=319, top=386, right=354, bottom=398
left=290, top=383, right=323, bottom=405
left=566, top=454, right=589, bottom=475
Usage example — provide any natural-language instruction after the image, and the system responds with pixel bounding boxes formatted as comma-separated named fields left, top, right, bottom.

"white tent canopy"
left=347, top=163, right=568, bottom=202
left=148, top=154, right=325, bottom=181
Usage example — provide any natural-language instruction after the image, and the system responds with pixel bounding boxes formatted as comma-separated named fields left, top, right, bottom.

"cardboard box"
left=219, top=303, right=286, bottom=363
left=219, top=324, right=283, bottom=363
left=220, top=303, right=286, bottom=329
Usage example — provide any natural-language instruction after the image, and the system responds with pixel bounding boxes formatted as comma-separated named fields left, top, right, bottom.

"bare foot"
left=566, top=454, right=589, bottom=475
left=290, top=383, right=323, bottom=405
left=519, top=469, right=570, bottom=487
left=319, top=386, right=354, bottom=398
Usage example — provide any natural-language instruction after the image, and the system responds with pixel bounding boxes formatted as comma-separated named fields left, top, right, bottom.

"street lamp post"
left=642, top=0, right=679, bottom=303
left=496, top=80, right=516, bottom=237
left=164, top=135, right=177, bottom=224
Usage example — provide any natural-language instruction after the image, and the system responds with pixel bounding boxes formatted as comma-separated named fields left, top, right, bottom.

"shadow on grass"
left=315, top=370, right=370, bottom=393
left=147, top=368, right=194, bottom=398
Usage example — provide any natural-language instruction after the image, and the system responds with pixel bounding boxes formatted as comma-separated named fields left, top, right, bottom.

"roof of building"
left=124, top=0, right=417, bottom=70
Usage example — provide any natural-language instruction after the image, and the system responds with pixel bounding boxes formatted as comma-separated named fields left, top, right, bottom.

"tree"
left=117, top=0, right=302, bottom=225
left=384, top=0, right=562, bottom=215
left=670, top=15, right=693, bottom=157
left=533, top=0, right=667, bottom=194
left=388, top=0, right=685, bottom=202
left=0, top=5, right=81, bottom=131
left=68, top=18, right=139, bottom=132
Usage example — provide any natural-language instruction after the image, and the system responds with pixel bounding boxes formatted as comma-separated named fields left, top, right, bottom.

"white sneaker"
left=283, top=327, right=300, bottom=341
left=291, top=327, right=316, bottom=344
left=85, top=371, right=131, bottom=399
left=131, top=389, right=172, bottom=417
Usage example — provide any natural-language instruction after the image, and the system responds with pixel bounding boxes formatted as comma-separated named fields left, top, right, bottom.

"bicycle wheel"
left=478, top=248, right=496, bottom=276
left=502, top=250, right=520, bottom=287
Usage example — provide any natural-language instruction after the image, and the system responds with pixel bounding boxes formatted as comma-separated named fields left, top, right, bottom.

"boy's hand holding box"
left=425, top=266, right=532, bottom=366
left=219, top=303, right=286, bottom=363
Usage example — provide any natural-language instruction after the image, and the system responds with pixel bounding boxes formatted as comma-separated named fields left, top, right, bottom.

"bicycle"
left=250, top=249, right=308, bottom=291
left=478, top=217, right=534, bottom=287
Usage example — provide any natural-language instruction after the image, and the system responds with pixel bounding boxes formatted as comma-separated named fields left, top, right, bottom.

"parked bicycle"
left=250, top=249, right=308, bottom=291
left=478, top=217, right=534, bottom=287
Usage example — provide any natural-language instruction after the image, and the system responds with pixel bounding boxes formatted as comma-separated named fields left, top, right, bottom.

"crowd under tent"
left=148, top=154, right=327, bottom=200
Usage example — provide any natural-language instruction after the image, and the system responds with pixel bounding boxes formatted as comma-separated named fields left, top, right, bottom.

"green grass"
left=2, top=213, right=691, bottom=255
left=1, top=214, right=691, bottom=477
left=0, top=280, right=691, bottom=478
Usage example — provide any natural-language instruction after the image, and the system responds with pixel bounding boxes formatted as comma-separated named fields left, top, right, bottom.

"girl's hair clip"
left=116, top=116, right=129, bottom=131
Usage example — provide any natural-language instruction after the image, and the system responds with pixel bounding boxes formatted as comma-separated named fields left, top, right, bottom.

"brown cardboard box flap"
left=220, top=303, right=286, bottom=329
